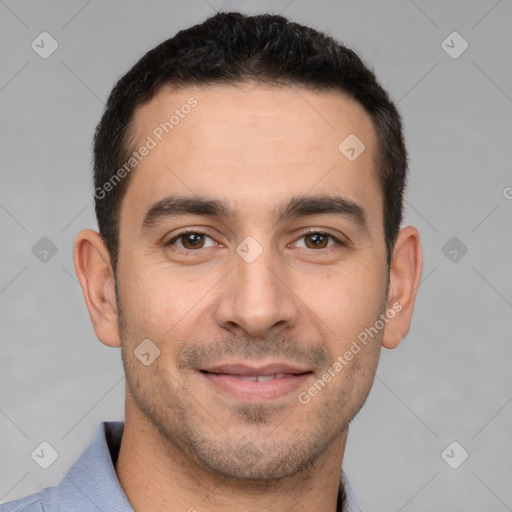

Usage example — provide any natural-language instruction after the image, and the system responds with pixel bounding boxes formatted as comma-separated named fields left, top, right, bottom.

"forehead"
left=122, top=83, right=381, bottom=230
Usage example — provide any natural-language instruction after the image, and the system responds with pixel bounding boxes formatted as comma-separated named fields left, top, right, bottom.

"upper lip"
left=201, top=363, right=313, bottom=377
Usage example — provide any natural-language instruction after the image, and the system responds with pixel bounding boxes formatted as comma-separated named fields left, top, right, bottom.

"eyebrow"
left=141, top=193, right=368, bottom=232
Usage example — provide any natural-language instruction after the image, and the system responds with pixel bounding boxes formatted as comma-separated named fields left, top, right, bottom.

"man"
left=1, top=11, right=422, bottom=512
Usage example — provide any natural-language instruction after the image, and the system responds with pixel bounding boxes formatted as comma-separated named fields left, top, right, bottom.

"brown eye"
left=166, top=231, right=215, bottom=250
left=293, top=231, right=345, bottom=252
left=180, top=232, right=205, bottom=249
left=303, top=232, right=331, bottom=249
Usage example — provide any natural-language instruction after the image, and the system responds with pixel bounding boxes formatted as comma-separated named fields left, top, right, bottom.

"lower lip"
left=201, top=372, right=313, bottom=402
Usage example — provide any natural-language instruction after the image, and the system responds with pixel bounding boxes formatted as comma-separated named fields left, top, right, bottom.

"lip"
left=201, top=362, right=312, bottom=377
left=199, top=362, right=314, bottom=402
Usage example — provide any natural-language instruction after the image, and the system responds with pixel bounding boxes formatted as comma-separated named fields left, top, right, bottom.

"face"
left=115, top=83, right=390, bottom=481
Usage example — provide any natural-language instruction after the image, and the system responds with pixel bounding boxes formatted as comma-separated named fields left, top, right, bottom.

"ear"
left=73, top=229, right=121, bottom=348
left=382, top=226, right=423, bottom=349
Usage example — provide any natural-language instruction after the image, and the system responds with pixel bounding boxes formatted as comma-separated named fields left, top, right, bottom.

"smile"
left=199, top=366, right=313, bottom=402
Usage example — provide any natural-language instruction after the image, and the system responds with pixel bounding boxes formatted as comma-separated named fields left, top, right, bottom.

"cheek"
left=118, top=261, right=216, bottom=344
left=305, top=263, right=387, bottom=336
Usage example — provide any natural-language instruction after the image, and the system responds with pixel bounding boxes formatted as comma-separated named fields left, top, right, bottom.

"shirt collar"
left=340, top=468, right=362, bottom=511
left=45, top=421, right=361, bottom=512
left=41, top=421, right=132, bottom=511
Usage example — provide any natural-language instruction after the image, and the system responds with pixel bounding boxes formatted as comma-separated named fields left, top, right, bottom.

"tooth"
left=239, top=375, right=258, bottom=382
left=233, top=373, right=288, bottom=382
left=256, top=375, right=275, bottom=382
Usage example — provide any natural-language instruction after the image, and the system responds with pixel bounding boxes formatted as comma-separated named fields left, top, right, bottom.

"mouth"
left=199, top=363, right=314, bottom=402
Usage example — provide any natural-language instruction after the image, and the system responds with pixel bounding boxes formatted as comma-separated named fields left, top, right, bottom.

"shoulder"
left=0, top=492, right=44, bottom=511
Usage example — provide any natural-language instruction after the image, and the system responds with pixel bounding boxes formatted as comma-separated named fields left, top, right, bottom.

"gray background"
left=1, top=0, right=511, bottom=510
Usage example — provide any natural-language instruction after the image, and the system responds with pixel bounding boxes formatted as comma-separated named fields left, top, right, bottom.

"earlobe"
left=73, top=229, right=121, bottom=348
left=382, top=226, right=423, bottom=350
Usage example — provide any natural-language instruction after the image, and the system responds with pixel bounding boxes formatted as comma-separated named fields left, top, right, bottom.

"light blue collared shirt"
left=0, top=421, right=362, bottom=511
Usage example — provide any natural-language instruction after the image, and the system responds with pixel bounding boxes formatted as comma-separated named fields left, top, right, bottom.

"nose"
left=214, top=243, right=299, bottom=338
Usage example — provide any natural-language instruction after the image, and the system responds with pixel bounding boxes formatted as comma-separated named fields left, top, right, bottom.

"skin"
left=74, top=82, right=422, bottom=512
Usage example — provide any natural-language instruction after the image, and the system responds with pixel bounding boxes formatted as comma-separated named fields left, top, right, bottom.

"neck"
left=115, top=395, right=349, bottom=512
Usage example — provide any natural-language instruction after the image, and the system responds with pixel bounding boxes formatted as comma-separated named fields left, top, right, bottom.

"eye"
left=165, top=231, right=216, bottom=250
left=164, top=230, right=345, bottom=253
left=294, top=231, right=343, bottom=250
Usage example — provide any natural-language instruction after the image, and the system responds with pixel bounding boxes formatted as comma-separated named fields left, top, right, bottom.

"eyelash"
left=164, top=229, right=346, bottom=254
